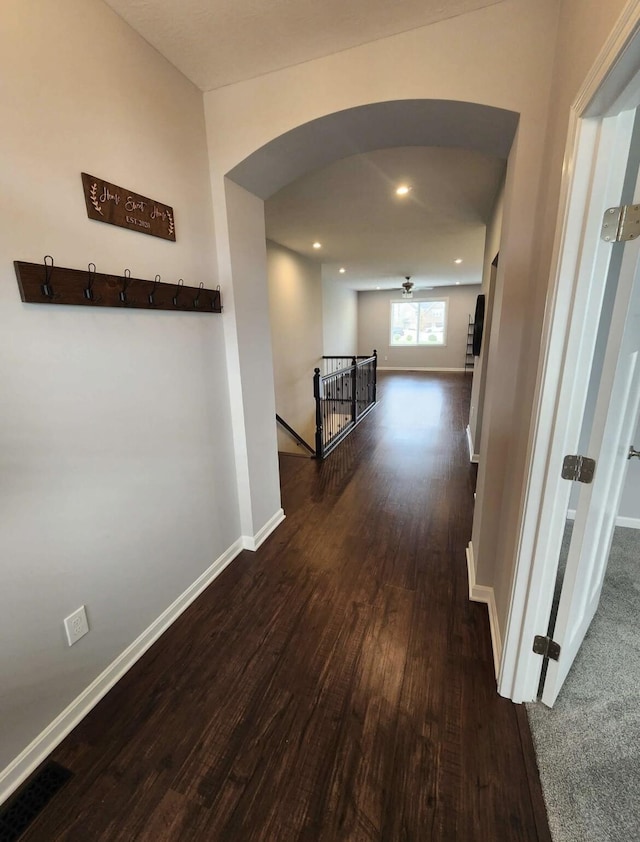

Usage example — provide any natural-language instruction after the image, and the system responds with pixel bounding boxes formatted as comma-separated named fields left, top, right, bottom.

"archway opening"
left=222, top=98, right=519, bottom=542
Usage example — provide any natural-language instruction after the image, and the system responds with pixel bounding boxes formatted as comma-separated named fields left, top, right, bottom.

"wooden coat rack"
left=14, top=258, right=222, bottom=313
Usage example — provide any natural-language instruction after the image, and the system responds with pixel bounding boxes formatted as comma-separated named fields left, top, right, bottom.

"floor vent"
left=0, top=761, right=72, bottom=841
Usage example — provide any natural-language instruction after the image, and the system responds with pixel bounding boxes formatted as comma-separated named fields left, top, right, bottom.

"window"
left=390, top=299, right=448, bottom=346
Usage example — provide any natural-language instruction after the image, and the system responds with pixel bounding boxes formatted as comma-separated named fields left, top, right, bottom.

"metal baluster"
left=372, top=350, right=377, bottom=405
left=314, top=368, right=323, bottom=458
left=351, top=357, right=357, bottom=425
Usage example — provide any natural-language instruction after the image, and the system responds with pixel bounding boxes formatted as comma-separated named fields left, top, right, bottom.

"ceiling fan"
left=398, top=276, right=434, bottom=298
left=401, top=276, right=414, bottom=298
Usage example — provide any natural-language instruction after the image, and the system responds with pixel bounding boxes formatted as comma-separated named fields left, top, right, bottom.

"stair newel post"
left=351, top=356, right=358, bottom=424
left=314, top=367, right=324, bottom=459
left=372, top=349, right=377, bottom=403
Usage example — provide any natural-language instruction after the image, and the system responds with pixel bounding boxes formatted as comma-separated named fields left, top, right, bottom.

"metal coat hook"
left=149, top=274, right=161, bottom=305
left=14, top=260, right=222, bottom=314
left=85, top=262, right=96, bottom=300
left=42, top=255, right=54, bottom=298
left=120, top=269, right=131, bottom=303
left=173, top=278, right=184, bottom=306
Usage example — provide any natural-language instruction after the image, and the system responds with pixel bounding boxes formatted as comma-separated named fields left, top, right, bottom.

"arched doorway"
left=217, top=99, right=519, bottom=548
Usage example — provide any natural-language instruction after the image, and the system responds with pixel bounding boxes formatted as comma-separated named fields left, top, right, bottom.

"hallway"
left=19, top=372, right=550, bottom=841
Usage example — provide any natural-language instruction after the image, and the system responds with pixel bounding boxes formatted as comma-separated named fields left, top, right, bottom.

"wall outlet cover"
left=64, top=606, right=89, bottom=646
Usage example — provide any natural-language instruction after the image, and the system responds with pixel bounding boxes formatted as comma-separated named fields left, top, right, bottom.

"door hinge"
left=533, top=635, right=561, bottom=661
left=561, top=454, right=596, bottom=483
left=601, top=204, right=640, bottom=242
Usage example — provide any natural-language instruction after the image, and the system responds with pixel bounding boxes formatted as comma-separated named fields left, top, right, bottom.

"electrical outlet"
left=64, top=606, right=89, bottom=646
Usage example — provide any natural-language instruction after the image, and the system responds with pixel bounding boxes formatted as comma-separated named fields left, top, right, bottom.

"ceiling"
left=101, top=3, right=509, bottom=292
left=103, top=0, right=505, bottom=92
left=265, top=147, right=505, bottom=290
left=228, top=99, right=517, bottom=200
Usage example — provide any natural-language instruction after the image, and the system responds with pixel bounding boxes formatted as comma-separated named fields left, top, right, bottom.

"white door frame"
left=499, top=2, right=640, bottom=704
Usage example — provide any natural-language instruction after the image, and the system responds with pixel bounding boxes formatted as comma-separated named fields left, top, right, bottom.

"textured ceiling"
left=265, top=147, right=505, bottom=290
left=103, top=0, right=505, bottom=91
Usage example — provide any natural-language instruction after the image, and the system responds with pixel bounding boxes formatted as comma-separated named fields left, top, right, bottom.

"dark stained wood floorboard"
left=19, top=372, right=551, bottom=842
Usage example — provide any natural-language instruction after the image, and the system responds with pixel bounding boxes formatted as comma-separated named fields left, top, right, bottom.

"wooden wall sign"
left=81, top=173, right=176, bottom=241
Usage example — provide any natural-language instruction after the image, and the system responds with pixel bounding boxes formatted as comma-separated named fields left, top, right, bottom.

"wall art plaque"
left=81, top=173, right=176, bottom=241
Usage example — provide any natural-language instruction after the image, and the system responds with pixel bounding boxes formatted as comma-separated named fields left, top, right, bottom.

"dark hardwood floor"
left=19, top=372, right=551, bottom=841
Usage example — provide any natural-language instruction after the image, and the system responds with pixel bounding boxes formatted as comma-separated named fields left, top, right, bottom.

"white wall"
left=357, top=286, right=478, bottom=369
left=224, top=182, right=282, bottom=533
left=267, top=241, right=322, bottom=453
left=322, top=270, right=358, bottom=356
left=468, top=182, right=504, bottom=457
left=473, top=0, right=632, bottom=636
left=0, top=0, right=240, bottom=792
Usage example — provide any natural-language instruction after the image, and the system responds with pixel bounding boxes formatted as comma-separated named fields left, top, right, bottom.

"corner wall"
left=468, top=181, right=504, bottom=457
left=267, top=241, right=323, bottom=453
left=225, top=183, right=283, bottom=534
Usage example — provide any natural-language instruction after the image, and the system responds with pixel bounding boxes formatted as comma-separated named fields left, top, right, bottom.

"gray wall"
left=0, top=0, right=240, bottom=782
left=622, top=417, right=640, bottom=520
left=267, top=241, right=323, bottom=453
left=267, top=245, right=360, bottom=453
left=358, top=285, right=479, bottom=369
left=322, top=270, right=358, bottom=356
left=468, top=182, right=504, bottom=457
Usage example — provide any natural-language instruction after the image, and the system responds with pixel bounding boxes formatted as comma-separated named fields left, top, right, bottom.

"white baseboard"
left=466, top=425, right=480, bottom=463
left=242, top=508, right=286, bottom=551
left=0, top=537, right=245, bottom=807
left=616, top=515, right=640, bottom=529
left=377, top=366, right=466, bottom=372
left=566, top=508, right=640, bottom=529
left=466, top=542, right=502, bottom=679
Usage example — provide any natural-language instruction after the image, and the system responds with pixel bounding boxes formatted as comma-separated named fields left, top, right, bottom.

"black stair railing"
left=314, top=350, right=377, bottom=459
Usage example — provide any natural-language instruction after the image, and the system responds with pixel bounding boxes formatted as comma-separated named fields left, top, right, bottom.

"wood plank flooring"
left=19, top=372, right=551, bottom=841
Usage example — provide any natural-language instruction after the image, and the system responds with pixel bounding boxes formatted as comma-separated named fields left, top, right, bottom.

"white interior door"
left=542, top=215, right=640, bottom=706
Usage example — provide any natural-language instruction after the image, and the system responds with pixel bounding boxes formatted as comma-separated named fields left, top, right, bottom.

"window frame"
left=389, top=297, right=449, bottom=348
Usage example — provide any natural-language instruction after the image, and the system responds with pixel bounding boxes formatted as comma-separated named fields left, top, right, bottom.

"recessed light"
left=456, top=281, right=461, bottom=285
left=339, top=267, right=346, bottom=273
left=454, top=258, right=463, bottom=264
left=396, top=185, right=410, bottom=196
left=376, top=286, right=381, bottom=290
left=313, top=242, right=322, bottom=249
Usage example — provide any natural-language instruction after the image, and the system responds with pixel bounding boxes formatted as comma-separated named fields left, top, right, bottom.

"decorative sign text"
left=81, top=173, right=176, bottom=241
